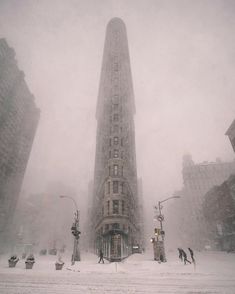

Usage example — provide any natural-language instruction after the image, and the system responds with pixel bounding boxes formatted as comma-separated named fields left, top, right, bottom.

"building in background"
left=90, top=18, right=143, bottom=261
left=226, top=120, right=235, bottom=153
left=165, top=154, right=235, bottom=249
left=202, top=175, right=235, bottom=252
left=13, top=182, right=78, bottom=255
left=0, top=39, right=40, bottom=250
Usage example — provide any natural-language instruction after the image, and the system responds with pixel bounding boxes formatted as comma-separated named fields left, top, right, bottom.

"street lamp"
left=59, top=195, right=81, bottom=264
left=154, top=195, right=181, bottom=262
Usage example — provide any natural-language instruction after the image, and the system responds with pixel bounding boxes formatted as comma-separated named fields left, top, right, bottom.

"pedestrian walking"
left=177, top=248, right=183, bottom=261
left=188, top=248, right=195, bottom=263
left=181, top=249, right=191, bottom=265
left=98, top=249, right=104, bottom=264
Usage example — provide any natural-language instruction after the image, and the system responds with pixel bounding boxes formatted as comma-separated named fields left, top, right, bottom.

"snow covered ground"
left=0, top=250, right=235, bottom=293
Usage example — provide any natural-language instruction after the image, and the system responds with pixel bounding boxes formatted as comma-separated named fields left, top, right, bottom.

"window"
left=114, top=137, right=119, bottom=145
left=107, top=201, right=110, bottom=215
left=102, top=206, right=104, bottom=216
left=109, top=166, right=111, bottom=176
left=109, top=138, right=112, bottom=146
left=121, top=182, right=125, bottom=194
left=114, top=149, right=119, bottom=158
left=109, top=150, right=111, bottom=159
left=113, top=95, right=119, bottom=104
left=105, top=224, right=109, bottom=231
left=121, top=138, right=123, bottom=146
left=114, top=114, right=119, bottom=121
left=113, top=104, right=118, bottom=111
left=108, top=182, right=110, bottom=194
left=112, top=223, right=120, bottom=229
left=121, top=166, right=123, bottom=176
left=114, top=125, right=119, bottom=133
left=114, top=62, right=118, bottom=71
left=122, top=200, right=125, bottom=215
left=114, top=165, right=118, bottom=176
left=114, top=77, right=118, bottom=85
left=113, top=181, right=118, bottom=193
left=113, top=200, right=119, bottom=214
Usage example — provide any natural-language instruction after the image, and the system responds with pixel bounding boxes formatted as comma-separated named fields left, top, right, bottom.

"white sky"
left=0, top=0, right=235, bottom=221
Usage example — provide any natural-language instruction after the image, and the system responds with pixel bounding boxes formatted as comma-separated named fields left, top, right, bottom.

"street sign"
left=157, top=215, right=164, bottom=222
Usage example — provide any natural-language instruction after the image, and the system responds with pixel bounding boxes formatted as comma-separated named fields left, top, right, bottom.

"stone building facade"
left=90, top=18, right=142, bottom=261
left=202, top=175, right=235, bottom=251
left=182, top=155, right=235, bottom=248
left=0, top=39, right=40, bottom=248
left=165, top=154, right=235, bottom=249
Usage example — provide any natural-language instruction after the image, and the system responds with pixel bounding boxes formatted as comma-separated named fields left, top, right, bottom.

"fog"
left=1, top=0, right=235, bottom=248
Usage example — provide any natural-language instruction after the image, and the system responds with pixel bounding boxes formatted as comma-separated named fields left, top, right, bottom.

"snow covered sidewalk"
left=0, top=251, right=234, bottom=293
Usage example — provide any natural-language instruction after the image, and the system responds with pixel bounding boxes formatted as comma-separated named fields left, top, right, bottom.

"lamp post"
left=154, top=195, right=180, bottom=262
left=59, top=195, right=80, bottom=264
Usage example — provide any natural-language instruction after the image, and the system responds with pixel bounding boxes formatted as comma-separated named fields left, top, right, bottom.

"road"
left=0, top=251, right=235, bottom=293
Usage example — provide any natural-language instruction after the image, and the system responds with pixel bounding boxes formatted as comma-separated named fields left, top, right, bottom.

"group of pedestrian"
left=177, top=247, right=195, bottom=265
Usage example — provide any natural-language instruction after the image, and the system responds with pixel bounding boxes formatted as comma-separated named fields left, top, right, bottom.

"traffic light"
left=75, top=230, right=81, bottom=239
left=71, top=224, right=81, bottom=239
left=71, top=224, right=76, bottom=235
left=154, top=228, right=161, bottom=236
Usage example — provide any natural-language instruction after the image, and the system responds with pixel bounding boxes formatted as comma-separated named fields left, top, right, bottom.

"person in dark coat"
left=188, top=248, right=195, bottom=263
left=98, top=249, right=104, bottom=264
left=181, top=249, right=191, bottom=265
left=177, top=248, right=183, bottom=261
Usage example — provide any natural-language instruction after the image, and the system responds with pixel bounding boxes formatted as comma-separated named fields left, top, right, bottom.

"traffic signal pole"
left=153, top=196, right=181, bottom=262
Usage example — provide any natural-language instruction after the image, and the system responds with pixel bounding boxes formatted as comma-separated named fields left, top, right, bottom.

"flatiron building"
left=91, top=18, right=143, bottom=261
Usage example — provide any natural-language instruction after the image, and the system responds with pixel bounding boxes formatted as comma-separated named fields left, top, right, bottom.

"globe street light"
left=154, top=195, right=181, bottom=262
left=59, top=195, right=81, bottom=264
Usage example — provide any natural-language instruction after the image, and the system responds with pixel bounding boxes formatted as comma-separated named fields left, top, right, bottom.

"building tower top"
left=96, top=17, right=135, bottom=119
left=107, top=17, right=126, bottom=29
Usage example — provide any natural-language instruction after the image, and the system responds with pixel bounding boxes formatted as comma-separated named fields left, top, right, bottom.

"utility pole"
left=71, top=209, right=80, bottom=264
left=60, top=195, right=81, bottom=265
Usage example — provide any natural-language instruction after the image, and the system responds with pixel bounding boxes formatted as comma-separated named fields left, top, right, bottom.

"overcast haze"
left=0, top=0, right=235, bottom=235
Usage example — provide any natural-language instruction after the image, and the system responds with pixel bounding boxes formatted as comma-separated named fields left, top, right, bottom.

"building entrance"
left=110, top=234, right=121, bottom=261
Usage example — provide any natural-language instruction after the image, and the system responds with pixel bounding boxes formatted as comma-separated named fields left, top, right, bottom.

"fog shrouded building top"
left=91, top=18, right=142, bottom=261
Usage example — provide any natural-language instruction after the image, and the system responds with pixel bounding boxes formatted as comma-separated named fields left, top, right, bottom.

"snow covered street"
left=0, top=251, right=235, bottom=294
